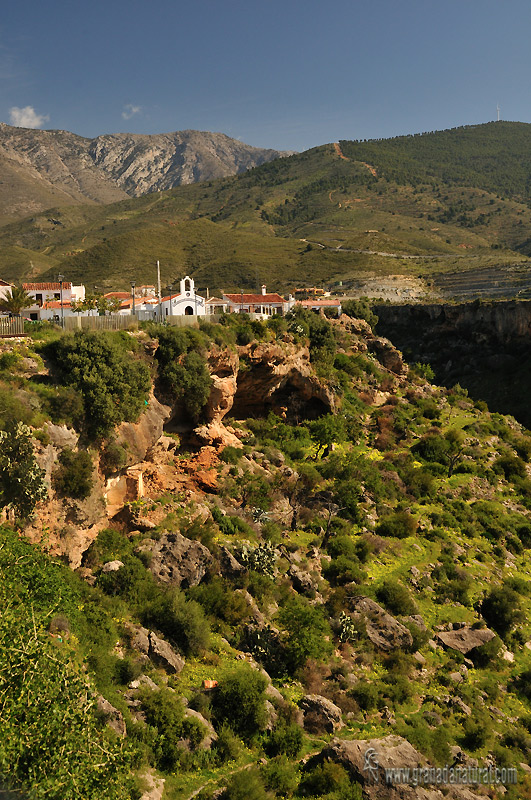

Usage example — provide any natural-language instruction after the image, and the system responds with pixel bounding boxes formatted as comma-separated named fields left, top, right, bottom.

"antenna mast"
left=497, top=104, right=501, bottom=122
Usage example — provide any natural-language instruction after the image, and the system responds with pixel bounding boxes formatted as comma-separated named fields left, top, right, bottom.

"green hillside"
left=3, top=122, right=531, bottom=292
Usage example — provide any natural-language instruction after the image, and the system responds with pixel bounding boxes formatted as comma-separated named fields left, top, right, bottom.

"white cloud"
left=122, top=104, right=141, bottom=120
left=9, top=105, right=49, bottom=129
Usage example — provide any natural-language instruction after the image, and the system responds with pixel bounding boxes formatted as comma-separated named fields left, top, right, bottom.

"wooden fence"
left=64, top=315, right=139, bottom=331
left=0, top=317, right=25, bottom=337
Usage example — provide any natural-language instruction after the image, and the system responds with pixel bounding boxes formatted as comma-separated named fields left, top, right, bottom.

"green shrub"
left=376, top=579, right=417, bottom=615
left=481, top=586, right=524, bottom=639
left=141, top=688, right=186, bottom=770
left=264, top=721, right=303, bottom=758
left=100, top=440, right=129, bottom=475
left=277, top=595, right=333, bottom=673
left=53, top=448, right=94, bottom=499
left=212, top=723, right=241, bottom=764
left=376, top=511, right=417, bottom=539
left=0, top=607, right=137, bottom=799
left=189, top=577, right=251, bottom=628
left=0, top=351, right=19, bottom=370
left=0, top=420, right=48, bottom=518
left=493, top=453, right=527, bottom=481
left=341, top=299, right=378, bottom=329
left=261, top=756, right=299, bottom=796
left=349, top=681, right=378, bottom=710
left=213, top=664, right=268, bottom=741
left=162, top=351, right=212, bottom=420
left=323, top=555, right=365, bottom=586
left=142, top=588, right=210, bottom=655
left=220, top=445, right=244, bottom=464
left=224, top=768, right=270, bottom=800
left=461, top=712, right=492, bottom=751
left=299, top=761, right=361, bottom=799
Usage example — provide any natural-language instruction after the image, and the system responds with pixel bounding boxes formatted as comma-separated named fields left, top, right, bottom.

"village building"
left=205, top=297, right=229, bottom=315
left=297, top=297, right=342, bottom=315
left=22, top=282, right=85, bottom=321
left=222, top=285, right=295, bottom=318
left=160, top=276, right=206, bottom=317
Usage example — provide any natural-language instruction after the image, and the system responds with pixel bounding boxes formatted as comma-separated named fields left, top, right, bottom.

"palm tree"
left=0, top=286, right=34, bottom=317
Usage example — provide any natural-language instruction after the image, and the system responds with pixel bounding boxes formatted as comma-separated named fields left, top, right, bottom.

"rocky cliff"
left=0, top=123, right=290, bottom=222
left=376, top=299, right=531, bottom=426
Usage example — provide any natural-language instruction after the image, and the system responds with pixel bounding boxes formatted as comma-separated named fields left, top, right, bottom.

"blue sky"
left=1, top=0, right=530, bottom=151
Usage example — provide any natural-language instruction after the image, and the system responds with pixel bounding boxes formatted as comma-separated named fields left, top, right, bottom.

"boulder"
left=348, top=596, right=413, bottom=652
left=140, top=532, right=215, bottom=588
left=367, top=338, right=406, bottom=375
left=315, top=735, right=485, bottom=799
left=96, top=696, right=126, bottom=737
left=436, top=627, right=495, bottom=655
left=101, top=560, right=124, bottom=573
left=288, top=564, right=317, bottom=596
left=218, top=545, right=246, bottom=578
left=129, top=625, right=150, bottom=655
left=184, top=707, right=218, bottom=749
left=115, top=393, right=172, bottom=464
left=300, top=694, right=343, bottom=733
left=139, top=769, right=165, bottom=800
left=148, top=632, right=185, bottom=674
left=45, top=423, right=78, bottom=450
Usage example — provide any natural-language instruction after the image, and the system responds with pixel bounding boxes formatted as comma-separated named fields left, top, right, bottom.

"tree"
left=0, top=421, right=47, bottom=518
left=45, top=330, right=151, bottom=440
left=0, top=286, right=33, bottom=317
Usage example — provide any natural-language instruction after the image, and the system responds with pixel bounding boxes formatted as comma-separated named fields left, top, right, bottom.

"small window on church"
left=184, top=279, right=191, bottom=292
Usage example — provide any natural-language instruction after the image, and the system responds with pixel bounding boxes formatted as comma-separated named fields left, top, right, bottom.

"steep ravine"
left=376, top=300, right=531, bottom=427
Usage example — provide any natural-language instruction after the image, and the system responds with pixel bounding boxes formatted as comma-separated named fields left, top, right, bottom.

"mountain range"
left=0, top=123, right=289, bottom=225
left=2, top=121, right=531, bottom=297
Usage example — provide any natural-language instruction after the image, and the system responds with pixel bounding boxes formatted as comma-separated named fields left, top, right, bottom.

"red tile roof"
left=224, top=293, right=286, bottom=304
left=42, top=300, right=72, bottom=309
left=298, top=298, right=342, bottom=307
left=23, top=282, right=72, bottom=290
left=104, top=292, right=131, bottom=299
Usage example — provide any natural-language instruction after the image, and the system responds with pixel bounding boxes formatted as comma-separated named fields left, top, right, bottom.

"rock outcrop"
left=139, top=532, right=215, bottom=588
left=314, top=735, right=484, bottom=799
left=300, top=695, right=343, bottom=733
left=147, top=633, right=185, bottom=674
left=436, top=627, right=495, bottom=655
left=96, top=696, right=127, bottom=737
left=115, top=393, right=172, bottom=464
left=347, top=596, right=414, bottom=652
left=195, top=340, right=335, bottom=446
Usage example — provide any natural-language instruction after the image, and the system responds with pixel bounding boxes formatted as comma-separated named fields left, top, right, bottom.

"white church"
left=159, top=275, right=206, bottom=317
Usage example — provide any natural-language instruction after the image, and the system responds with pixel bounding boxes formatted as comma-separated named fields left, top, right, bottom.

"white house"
left=222, top=285, right=295, bottom=318
left=22, top=282, right=86, bottom=321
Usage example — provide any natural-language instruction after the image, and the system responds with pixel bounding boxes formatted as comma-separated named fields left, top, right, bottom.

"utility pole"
left=156, top=260, right=162, bottom=322
left=131, top=280, right=136, bottom=316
